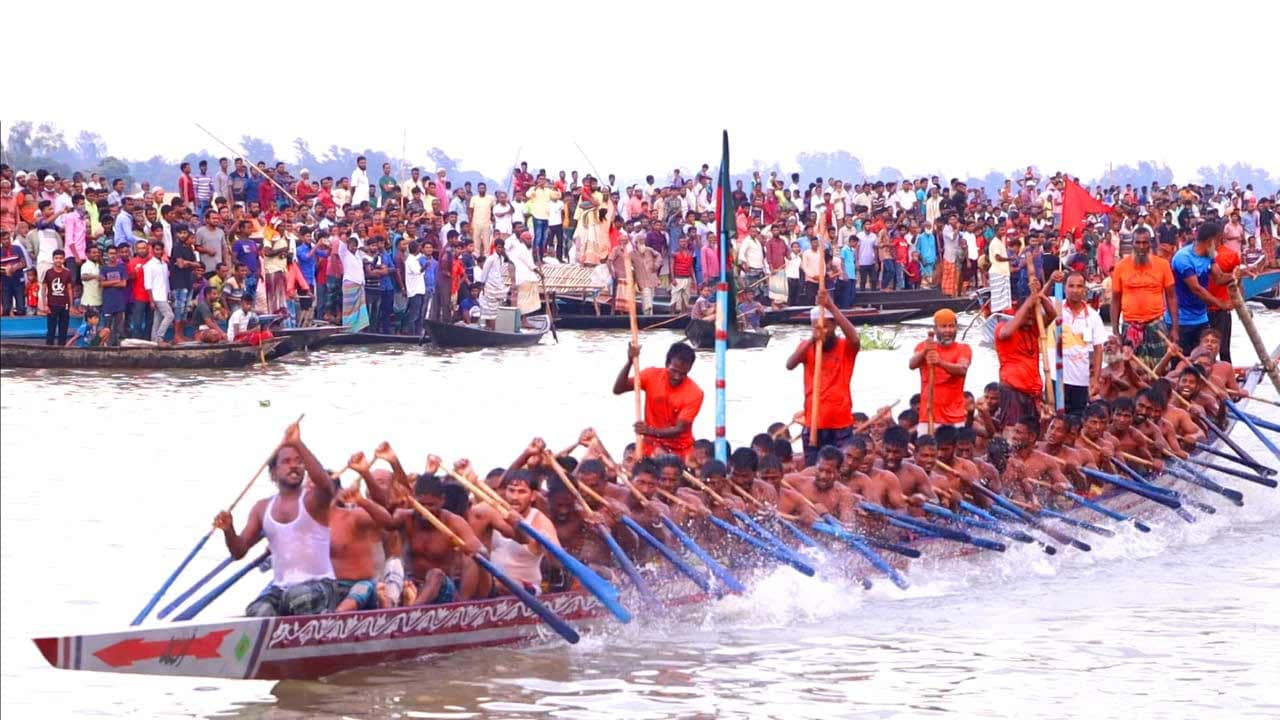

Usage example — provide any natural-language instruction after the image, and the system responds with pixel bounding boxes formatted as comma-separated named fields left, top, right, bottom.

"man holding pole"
left=786, top=289, right=859, bottom=466
left=994, top=271, right=1061, bottom=428
left=909, top=309, right=971, bottom=435
left=613, top=341, right=703, bottom=461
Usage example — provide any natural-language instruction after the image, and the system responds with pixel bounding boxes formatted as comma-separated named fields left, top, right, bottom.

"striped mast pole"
left=713, top=131, right=733, bottom=463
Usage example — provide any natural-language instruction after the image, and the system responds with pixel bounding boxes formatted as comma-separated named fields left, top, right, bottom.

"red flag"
left=1060, top=178, right=1112, bottom=239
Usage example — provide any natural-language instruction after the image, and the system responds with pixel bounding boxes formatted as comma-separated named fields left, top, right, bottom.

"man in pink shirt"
left=1097, top=233, right=1116, bottom=276
left=699, top=236, right=720, bottom=283
left=63, top=194, right=88, bottom=263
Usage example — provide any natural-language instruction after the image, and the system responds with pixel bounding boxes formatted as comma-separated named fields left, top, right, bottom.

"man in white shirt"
left=493, top=191, right=515, bottom=236
left=142, top=239, right=173, bottom=343
left=404, top=240, right=427, bottom=336
left=1060, top=270, right=1107, bottom=412
left=227, top=294, right=258, bottom=343
left=350, top=156, right=370, bottom=206
left=508, top=230, right=541, bottom=324
left=737, top=230, right=767, bottom=301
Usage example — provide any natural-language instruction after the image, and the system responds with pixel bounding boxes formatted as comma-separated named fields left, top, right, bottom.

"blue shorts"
left=335, top=578, right=379, bottom=611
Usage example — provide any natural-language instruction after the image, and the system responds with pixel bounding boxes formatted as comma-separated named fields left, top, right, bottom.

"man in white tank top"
left=490, top=471, right=559, bottom=595
left=214, top=421, right=338, bottom=617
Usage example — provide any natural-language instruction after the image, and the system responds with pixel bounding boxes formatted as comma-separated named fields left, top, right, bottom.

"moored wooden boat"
left=323, top=331, right=430, bottom=347
left=271, top=325, right=347, bottom=353
left=553, top=313, right=690, bottom=331
left=425, top=317, right=549, bottom=349
left=1, top=339, right=289, bottom=370
left=684, top=317, right=771, bottom=350
left=762, top=306, right=919, bottom=327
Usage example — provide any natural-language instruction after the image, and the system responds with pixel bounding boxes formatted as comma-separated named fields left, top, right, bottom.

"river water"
left=3, top=312, right=1278, bottom=719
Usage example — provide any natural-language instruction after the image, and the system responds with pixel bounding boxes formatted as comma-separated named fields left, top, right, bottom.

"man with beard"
left=1075, top=403, right=1119, bottom=474
left=1131, top=390, right=1186, bottom=461
left=780, top=446, right=859, bottom=524
left=1110, top=227, right=1177, bottom=367
left=786, top=289, right=860, bottom=465
left=214, top=421, right=338, bottom=616
left=909, top=309, right=971, bottom=433
left=995, top=271, right=1061, bottom=427
left=877, top=425, right=937, bottom=516
left=1095, top=336, right=1148, bottom=401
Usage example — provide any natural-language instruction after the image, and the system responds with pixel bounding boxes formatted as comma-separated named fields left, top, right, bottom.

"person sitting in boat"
left=491, top=470, right=559, bottom=595
left=213, top=421, right=338, bottom=617
left=389, top=473, right=487, bottom=605
left=66, top=308, right=109, bottom=347
left=227, top=294, right=273, bottom=346
left=736, top=288, right=764, bottom=330
left=878, top=425, right=938, bottom=517
left=1003, top=415, right=1071, bottom=509
left=458, top=282, right=482, bottom=325
left=542, top=479, right=619, bottom=593
left=191, top=287, right=228, bottom=343
left=689, top=283, right=715, bottom=320
left=329, top=452, right=398, bottom=613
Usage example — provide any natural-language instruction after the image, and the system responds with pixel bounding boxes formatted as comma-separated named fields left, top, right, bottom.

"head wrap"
left=933, top=308, right=957, bottom=325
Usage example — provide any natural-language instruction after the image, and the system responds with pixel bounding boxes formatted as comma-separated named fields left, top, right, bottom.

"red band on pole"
left=715, top=379, right=726, bottom=389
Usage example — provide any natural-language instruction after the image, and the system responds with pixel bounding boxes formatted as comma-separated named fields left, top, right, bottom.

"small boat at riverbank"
left=425, top=317, right=549, bottom=349
left=323, top=331, right=431, bottom=347
left=684, top=318, right=771, bottom=350
left=0, top=340, right=289, bottom=370
left=271, top=325, right=347, bottom=353
left=554, top=313, right=690, bottom=331
left=761, top=306, right=919, bottom=327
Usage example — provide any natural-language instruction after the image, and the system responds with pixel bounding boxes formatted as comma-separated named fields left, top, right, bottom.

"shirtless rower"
left=781, top=446, right=859, bottom=524
left=1150, top=378, right=1206, bottom=449
left=543, top=481, right=617, bottom=591
left=1174, top=365, right=1220, bottom=425
left=729, top=447, right=780, bottom=506
left=878, top=425, right=938, bottom=515
left=1037, top=416, right=1091, bottom=492
left=954, top=427, right=1002, bottom=492
left=1108, top=396, right=1162, bottom=469
left=620, top=459, right=673, bottom=559
left=214, top=421, right=339, bottom=617
left=1094, top=336, right=1148, bottom=402
left=1133, top=389, right=1187, bottom=460
left=971, top=382, right=1002, bottom=451
left=576, top=458, right=631, bottom=504
left=1075, top=404, right=1120, bottom=475
left=843, top=434, right=913, bottom=513
left=331, top=454, right=398, bottom=612
left=1189, top=327, right=1244, bottom=399
left=389, top=474, right=487, bottom=604
left=613, top=341, right=704, bottom=460
left=1004, top=415, right=1071, bottom=507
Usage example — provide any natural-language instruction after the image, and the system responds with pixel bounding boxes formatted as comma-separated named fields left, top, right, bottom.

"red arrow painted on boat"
left=93, top=629, right=232, bottom=668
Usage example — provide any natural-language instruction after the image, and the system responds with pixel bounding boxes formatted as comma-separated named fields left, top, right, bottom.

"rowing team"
left=212, top=330, right=1243, bottom=620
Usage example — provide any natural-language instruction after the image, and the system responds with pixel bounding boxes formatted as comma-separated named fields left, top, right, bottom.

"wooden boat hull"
left=425, top=318, right=548, bottom=348
left=30, top=360, right=1268, bottom=682
left=0, top=340, right=288, bottom=369
left=271, top=326, right=347, bottom=355
left=1241, top=269, right=1280, bottom=300
left=762, top=307, right=919, bottom=327
left=684, top=318, right=771, bottom=350
left=553, top=314, right=690, bottom=331
left=322, top=331, right=429, bottom=347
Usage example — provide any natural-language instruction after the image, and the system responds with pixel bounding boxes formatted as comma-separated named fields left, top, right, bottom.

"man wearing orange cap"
left=909, top=308, right=971, bottom=435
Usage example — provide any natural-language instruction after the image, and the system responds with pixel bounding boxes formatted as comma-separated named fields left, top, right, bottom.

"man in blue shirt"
left=1168, top=221, right=1234, bottom=356
left=231, top=223, right=261, bottom=302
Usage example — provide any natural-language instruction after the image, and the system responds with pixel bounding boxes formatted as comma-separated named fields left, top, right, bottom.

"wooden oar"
left=809, top=219, right=828, bottom=447
left=1228, top=275, right=1280, bottom=394
left=443, top=463, right=632, bottom=623
left=539, top=272, right=559, bottom=343
left=404, top=494, right=580, bottom=644
left=171, top=550, right=270, bottom=622
left=966, top=483, right=1091, bottom=551
left=615, top=480, right=724, bottom=593
left=1132, top=356, right=1262, bottom=468
left=925, top=330, right=937, bottom=434
left=678, top=472, right=816, bottom=576
left=1034, top=302, right=1054, bottom=405
left=131, top=413, right=304, bottom=626
left=779, top=479, right=910, bottom=587
left=541, top=452, right=657, bottom=605
left=624, top=251, right=644, bottom=456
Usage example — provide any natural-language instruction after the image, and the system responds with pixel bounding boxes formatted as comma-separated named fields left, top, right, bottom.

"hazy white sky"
left=6, top=0, right=1277, bottom=183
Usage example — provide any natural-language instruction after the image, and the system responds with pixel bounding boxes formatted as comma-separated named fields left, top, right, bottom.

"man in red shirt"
left=1205, top=240, right=1240, bottom=363
left=177, top=162, right=196, bottom=209
left=909, top=308, right=972, bottom=434
left=613, top=341, right=704, bottom=460
left=670, top=236, right=696, bottom=313
left=785, top=289, right=860, bottom=465
left=126, top=240, right=153, bottom=339
left=994, top=271, right=1061, bottom=429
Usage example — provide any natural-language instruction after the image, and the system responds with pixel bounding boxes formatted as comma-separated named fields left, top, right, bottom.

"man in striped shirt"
left=193, top=160, right=216, bottom=220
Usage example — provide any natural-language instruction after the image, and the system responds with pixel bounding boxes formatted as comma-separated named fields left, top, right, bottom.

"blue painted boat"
left=0, top=315, right=46, bottom=340
left=1241, top=269, right=1280, bottom=301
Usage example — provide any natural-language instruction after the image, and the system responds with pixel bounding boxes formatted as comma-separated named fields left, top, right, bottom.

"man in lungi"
left=477, top=236, right=510, bottom=330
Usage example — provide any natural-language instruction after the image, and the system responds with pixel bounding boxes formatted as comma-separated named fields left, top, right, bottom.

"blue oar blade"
left=594, top=526, right=658, bottom=606
left=474, top=554, right=579, bottom=644
left=172, top=550, right=268, bottom=622
left=809, top=522, right=909, bottom=589
left=133, top=532, right=212, bottom=626
left=620, top=516, right=713, bottom=594
left=659, top=516, right=747, bottom=593
left=1225, top=398, right=1280, bottom=463
left=518, top=520, right=631, bottom=623
left=157, top=555, right=235, bottom=620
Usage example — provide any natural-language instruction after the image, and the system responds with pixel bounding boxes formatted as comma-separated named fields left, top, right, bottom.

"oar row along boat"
left=32, top=355, right=1276, bottom=682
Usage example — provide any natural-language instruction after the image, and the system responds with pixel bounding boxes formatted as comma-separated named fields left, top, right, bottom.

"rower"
left=1095, top=336, right=1146, bottom=401
left=878, top=425, right=936, bottom=515
left=844, top=434, right=912, bottom=513
left=972, top=382, right=1002, bottom=449
left=729, top=447, right=779, bottom=505
left=543, top=481, right=617, bottom=592
left=781, top=446, right=858, bottom=524
left=620, top=459, right=672, bottom=559
left=1175, top=364, right=1220, bottom=420
left=389, top=474, right=487, bottom=604
left=786, top=288, right=860, bottom=465
left=330, top=454, right=398, bottom=612
left=1190, top=327, right=1245, bottom=399
left=490, top=470, right=560, bottom=595
left=613, top=341, right=704, bottom=461
left=915, top=435, right=968, bottom=508
left=577, top=458, right=631, bottom=504
left=953, top=427, right=1002, bottom=492
left=908, top=309, right=972, bottom=434
left=1037, top=415, right=1090, bottom=492
left=1132, top=389, right=1186, bottom=460
left=1076, top=404, right=1119, bottom=474
left=995, top=271, right=1061, bottom=427
left=213, top=421, right=338, bottom=617
left=1108, top=396, right=1160, bottom=469
left=1150, top=377, right=1206, bottom=448
left=934, top=426, right=983, bottom=488
left=1004, top=415, right=1071, bottom=507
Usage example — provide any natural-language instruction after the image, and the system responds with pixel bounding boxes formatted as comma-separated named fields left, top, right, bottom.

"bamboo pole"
left=1230, top=281, right=1280, bottom=394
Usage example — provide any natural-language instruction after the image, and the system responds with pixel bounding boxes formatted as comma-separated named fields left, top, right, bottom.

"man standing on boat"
left=1110, top=228, right=1176, bottom=367
left=613, top=341, right=703, bottom=460
left=785, top=289, right=860, bottom=465
left=994, top=271, right=1061, bottom=427
left=213, top=421, right=338, bottom=617
left=909, top=309, right=971, bottom=434
left=1059, top=271, right=1107, bottom=412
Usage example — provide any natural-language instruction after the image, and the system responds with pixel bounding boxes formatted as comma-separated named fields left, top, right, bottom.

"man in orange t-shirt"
left=786, top=289, right=860, bottom=465
left=1109, top=228, right=1177, bottom=367
left=613, top=341, right=703, bottom=459
left=1205, top=241, right=1240, bottom=363
left=909, top=308, right=972, bottom=434
left=994, top=271, right=1060, bottom=429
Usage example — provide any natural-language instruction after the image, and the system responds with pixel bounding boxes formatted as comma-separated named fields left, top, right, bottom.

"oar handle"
left=621, top=515, right=712, bottom=594
left=682, top=470, right=728, bottom=505
left=172, top=550, right=270, bottom=622
left=472, top=553, right=580, bottom=644
left=227, top=413, right=306, bottom=513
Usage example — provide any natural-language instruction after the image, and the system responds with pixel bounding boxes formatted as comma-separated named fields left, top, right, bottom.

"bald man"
left=908, top=309, right=972, bottom=434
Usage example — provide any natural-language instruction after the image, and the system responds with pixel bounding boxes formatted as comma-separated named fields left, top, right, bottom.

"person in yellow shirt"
left=468, top=183, right=496, bottom=256
left=525, top=176, right=561, bottom=262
